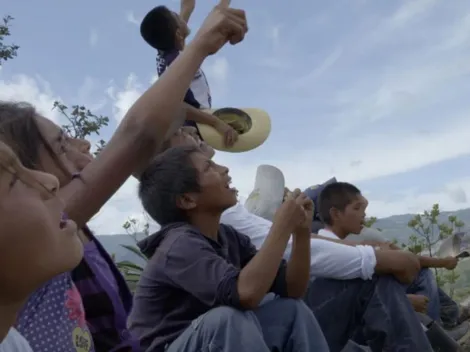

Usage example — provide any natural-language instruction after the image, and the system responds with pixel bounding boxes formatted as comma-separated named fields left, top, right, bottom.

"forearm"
left=286, top=232, right=311, bottom=298
left=120, top=42, right=206, bottom=145
left=374, top=250, right=420, bottom=284
left=185, top=103, right=219, bottom=127
left=63, top=44, right=206, bottom=226
left=238, top=223, right=290, bottom=308
left=418, top=255, right=447, bottom=268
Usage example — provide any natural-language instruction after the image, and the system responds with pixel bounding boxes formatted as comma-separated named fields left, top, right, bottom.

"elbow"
left=287, top=283, right=308, bottom=299
left=237, top=288, right=264, bottom=310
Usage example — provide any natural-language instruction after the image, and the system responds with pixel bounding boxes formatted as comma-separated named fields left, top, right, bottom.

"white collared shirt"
left=221, top=203, right=377, bottom=280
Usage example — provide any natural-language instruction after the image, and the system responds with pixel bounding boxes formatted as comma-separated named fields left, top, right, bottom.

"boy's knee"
left=199, top=306, right=246, bottom=329
left=271, top=298, right=314, bottom=318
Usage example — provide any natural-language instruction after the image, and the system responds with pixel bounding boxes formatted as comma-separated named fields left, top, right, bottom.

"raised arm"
left=180, top=0, right=196, bottom=24
left=61, top=0, right=247, bottom=226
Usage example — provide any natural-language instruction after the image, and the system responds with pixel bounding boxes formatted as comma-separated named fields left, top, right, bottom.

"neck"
left=0, top=301, right=23, bottom=342
left=189, top=211, right=221, bottom=241
left=326, top=225, right=348, bottom=240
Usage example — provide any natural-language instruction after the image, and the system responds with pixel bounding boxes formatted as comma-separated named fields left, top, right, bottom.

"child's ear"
left=329, top=207, right=340, bottom=223
left=175, top=29, right=184, bottom=46
left=176, top=193, right=197, bottom=211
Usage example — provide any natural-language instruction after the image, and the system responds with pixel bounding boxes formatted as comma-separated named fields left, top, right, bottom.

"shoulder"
left=158, top=49, right=180, bottom=64
left=160, top=224, right=214, bottom=257
left=220, top=223, right=253, bottom=248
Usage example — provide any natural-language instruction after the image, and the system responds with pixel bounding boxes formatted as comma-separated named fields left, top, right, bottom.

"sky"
left=1, top=0, right=470, bottom=235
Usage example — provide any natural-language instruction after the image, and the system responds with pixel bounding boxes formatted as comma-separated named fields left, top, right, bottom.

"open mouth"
left=225, top=178, right=238, bottom=192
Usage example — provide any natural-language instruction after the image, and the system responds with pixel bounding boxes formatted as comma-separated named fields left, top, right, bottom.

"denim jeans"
left=166, top=299, right=329, bottom=352
left=406, top=268, right=440, bottom=322
left=438, top=287, right=460, bottom=328
left=305, top=275, right=432, bottom=352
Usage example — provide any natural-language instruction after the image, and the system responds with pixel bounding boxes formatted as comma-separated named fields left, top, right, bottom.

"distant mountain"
left=97, top=208, right=470, bottom=263
left=369, top=208, right=470, bottom=245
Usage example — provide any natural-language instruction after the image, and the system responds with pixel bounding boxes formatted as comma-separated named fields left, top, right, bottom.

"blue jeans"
left=406, top=268, right=440, bottom=322
left=166, top=299, right=329, bottom=352
left=305, top=275, right=432, bottom=352
left=438, top=287, right=460, bottom=328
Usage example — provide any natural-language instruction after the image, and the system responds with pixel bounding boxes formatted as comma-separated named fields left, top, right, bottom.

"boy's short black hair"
left=140, top=6, right=178, bottom=51
left=317, top=182, right=361, bottom=225
left=139, top=146, right=201, bottom=225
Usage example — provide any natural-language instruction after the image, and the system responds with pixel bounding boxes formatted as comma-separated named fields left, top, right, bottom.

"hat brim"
left=197, top=108, right=271, bottom=153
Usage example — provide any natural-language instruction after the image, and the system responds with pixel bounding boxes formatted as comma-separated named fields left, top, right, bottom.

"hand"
left=293, top=191, right=314, bottom=235
left=214, top=120, right=239, bottom=147
left=181, top=0, right=195, bottom=12
left=192, top=0, right=248, bottom=56
left=443, top=256, right=458, bottom=270
left=408, top=294, right=429, bottom=314
left=273, top=189, right=308, bottom=236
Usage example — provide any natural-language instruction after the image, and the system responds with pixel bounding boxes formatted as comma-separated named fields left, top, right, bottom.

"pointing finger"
left=218, top=0, right=231, bottom=9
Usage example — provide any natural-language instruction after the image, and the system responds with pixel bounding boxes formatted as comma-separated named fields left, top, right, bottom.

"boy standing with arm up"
left=140, top=0, right=238, bottom=146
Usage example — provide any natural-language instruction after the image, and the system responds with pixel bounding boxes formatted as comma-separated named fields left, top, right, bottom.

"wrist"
left=293, top=228, right=311, bottom=238
left=184, top=40, right=209, bottom=66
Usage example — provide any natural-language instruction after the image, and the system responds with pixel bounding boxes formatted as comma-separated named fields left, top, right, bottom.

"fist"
left=273, top=189, right=309, bottom=235
left=443, top=256, right=458, bottom=270
left=192, top=0, right=248, bottom=56
left=408, top=294, right=429, bottom=314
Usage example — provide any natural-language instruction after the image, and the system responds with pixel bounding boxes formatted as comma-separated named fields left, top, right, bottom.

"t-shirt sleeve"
left=229, top=225, right=288, bottom=298
left=157, top=50, right=201, bottom=109
left=163, top=228, right=243, bottom=308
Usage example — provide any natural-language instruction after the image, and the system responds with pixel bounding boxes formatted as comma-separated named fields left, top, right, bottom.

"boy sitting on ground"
left=140, top=0, right=238, bottom=147
left=128, top=145, right=329, bottom=352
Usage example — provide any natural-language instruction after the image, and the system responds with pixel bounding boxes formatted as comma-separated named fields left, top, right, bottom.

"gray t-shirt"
left=129, top=222, right=288, bottom=352
left=0, top=328, right=33, bottom=352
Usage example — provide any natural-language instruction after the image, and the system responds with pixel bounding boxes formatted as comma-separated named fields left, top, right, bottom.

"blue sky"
left=1, top=0, right=470, bottom=234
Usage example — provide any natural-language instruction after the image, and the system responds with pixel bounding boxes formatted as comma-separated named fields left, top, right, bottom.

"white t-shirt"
left=221, top=202, right=377, bottom=280
left=0, top=328, right=33, bottom=352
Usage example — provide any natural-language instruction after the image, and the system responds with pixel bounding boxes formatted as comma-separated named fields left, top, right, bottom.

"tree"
left=0, top=16, right=19, bottom=65
left=116, top=215, right=151, bottom=291
left=364, top=216, right=377, bottom=228
left=53, top=101, right=108, bottom=155
left=407, top=203, right=465, bottom=297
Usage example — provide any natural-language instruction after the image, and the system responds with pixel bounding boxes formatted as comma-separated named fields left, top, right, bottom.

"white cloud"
left=126, top=11, right=141, bottom=26
left=89, top=28, right=98, bottom=47
left=0, top=74, right=62, bottom=123
left=366, top=177, right=470, bottom=219
left=107, top=73, right=145, bottom=123
left=204, top=57, right=229, bottom=85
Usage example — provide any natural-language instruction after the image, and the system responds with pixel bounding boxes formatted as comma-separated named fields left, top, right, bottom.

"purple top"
left=84, top=241, right=119, bottom=294
left=128, top=222, right=288, bottom=351
left=16, top=273, right=95, bottom=352
left=72, top=230, right=141, bottom=351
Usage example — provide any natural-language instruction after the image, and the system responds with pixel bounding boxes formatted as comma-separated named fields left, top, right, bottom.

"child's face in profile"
left=338, top=194, right=368, bottom=235
left=172, top=12, right=191, bottom=49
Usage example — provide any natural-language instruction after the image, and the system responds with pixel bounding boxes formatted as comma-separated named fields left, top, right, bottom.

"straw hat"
left=198, top=107, right=271, bottom=153
left=244, top=165, right=285, bottom=221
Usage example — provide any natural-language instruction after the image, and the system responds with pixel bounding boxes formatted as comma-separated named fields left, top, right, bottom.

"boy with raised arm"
left=129, top=144, right=329, bottom=351
left=140, top=0, right=238, bottom=147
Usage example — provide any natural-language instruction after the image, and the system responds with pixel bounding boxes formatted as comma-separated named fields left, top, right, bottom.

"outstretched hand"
left=192, top=0, right=248, bottom=56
